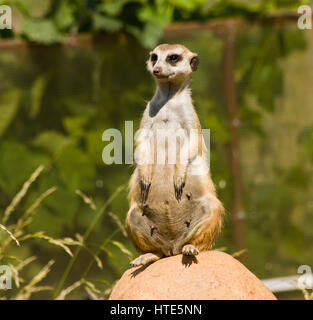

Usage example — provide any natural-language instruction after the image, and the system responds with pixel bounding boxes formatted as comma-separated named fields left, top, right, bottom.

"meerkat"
left=126, top=44, right=224, bottom=267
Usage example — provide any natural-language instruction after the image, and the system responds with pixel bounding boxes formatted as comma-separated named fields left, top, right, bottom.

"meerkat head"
left=146, top=44, right=199, bottom=84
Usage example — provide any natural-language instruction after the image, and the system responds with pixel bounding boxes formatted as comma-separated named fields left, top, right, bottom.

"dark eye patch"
left=150, top=53, right=158, bottom=62
left=167, top=54, right=181, bottom=62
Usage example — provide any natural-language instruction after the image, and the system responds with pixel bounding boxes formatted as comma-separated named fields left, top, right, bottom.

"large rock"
left=109, top=250, right=276, bottom=300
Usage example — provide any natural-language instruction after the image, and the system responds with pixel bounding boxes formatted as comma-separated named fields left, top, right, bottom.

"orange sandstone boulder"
left=109, top=250, right=276, bottom=300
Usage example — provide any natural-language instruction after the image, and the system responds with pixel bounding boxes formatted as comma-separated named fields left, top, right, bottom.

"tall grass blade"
left=54, top=184, right=126, bottom=298
left=75, top=190, right=97, bottom=211
left=0, top=223, right=20, bottom=247
left=3, top=165, right=45, bottom=224
left=14, top=260, right=54, bottom=300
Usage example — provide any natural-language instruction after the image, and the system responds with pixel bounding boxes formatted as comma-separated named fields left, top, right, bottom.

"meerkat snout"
left=146, top=43, right=199, bottom=82
left=153, top=66, right=162, bottom=75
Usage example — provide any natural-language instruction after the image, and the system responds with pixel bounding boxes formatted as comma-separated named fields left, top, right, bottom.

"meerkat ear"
left=190, top=54, right=199, bottom=71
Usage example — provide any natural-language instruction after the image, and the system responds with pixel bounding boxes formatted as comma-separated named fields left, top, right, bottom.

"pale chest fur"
left=143, top=93, right=196, bottom=132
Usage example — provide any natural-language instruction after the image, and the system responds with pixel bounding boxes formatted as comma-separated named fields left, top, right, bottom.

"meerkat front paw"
left=182, top=244, right=199, bottom=256
left=174, top=176, right=185, bottom=202
left=139, top=164, right=152, bottom=203
left=140, top=178, right=151, bottom=203
left=130, top=253, right=162, bottom=267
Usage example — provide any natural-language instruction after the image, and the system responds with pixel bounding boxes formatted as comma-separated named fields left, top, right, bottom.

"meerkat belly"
left=143, top=165, right=210, bottom=242
left=142, top=118, right=210, bottom=241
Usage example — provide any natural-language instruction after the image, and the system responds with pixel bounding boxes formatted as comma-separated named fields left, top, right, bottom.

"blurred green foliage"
left=0, top=0, right=313, bottom=299
left=0, top=0, right=309, bottom=48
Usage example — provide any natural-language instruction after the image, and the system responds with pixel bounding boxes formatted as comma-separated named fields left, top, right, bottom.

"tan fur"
left=126, top=44, right=224, bottom=267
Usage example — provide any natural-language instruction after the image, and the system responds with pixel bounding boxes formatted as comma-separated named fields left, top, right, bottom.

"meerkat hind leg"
left=182, top=244, right=199, bottom=256
left=130, top=252, right=163, bottom=267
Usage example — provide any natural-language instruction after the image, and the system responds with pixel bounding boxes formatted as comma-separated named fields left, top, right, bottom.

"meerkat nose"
left=153, top=67, right=162, bottom=75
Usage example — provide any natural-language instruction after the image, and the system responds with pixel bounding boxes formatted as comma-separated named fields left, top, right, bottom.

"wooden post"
left=222, top=21, right=245, bottom=259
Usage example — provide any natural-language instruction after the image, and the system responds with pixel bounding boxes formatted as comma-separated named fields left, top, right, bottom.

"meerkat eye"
left=151, top=54, right=158, bottom=62
left=168, top=54, right=180, bottom=62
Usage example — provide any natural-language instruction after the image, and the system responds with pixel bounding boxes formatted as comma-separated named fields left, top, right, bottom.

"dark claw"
left=150, top=225, right=157, bottom=236
left=174, top=181, right=185, bottom=202
left=140, top=180, right=151, bottom=203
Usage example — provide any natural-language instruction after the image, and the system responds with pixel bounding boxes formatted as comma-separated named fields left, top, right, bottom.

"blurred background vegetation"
left=0, top=0, right=313, bottom=299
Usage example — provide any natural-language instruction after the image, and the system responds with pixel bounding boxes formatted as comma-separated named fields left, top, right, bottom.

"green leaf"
left=32, top=130, right=73, bottom=156
left=54, top=1, right=75, bottom=30
left=169, top=0, right=204, bottom=11
left=63, top=116, right=89, bottom=138
left=98, top=0, right=139, bottom=16
left=93, top=13, right=122, bottom=33
left=21, top=18, right=64, bottom=44
left=30, top=75, right=48, bottom=118
left=131, top=21, right=163, bottom=49
left=0, top=89, right=20, bottom=138
left=138, top=2, right=173, bottom=25
left=63, top=100, right=97, bottom=117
